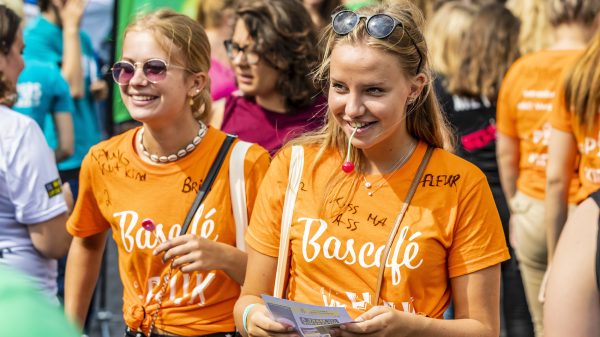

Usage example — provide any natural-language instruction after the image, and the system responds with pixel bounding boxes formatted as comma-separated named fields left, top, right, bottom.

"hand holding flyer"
left=261, top=295, right=356, bottom=337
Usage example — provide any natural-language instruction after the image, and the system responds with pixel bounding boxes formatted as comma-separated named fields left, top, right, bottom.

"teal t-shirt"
left=0, top=265, right=80, bottom=337
left=24, top=16, right=101, bottom=171
left=14, top=58, right=75, bottom=151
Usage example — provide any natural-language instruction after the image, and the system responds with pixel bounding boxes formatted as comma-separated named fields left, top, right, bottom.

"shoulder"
left=425, top=147, right=488, bottom=187
left=86, top=128, right=137, bottom=160
left=0, top=107, right=41, bottom=142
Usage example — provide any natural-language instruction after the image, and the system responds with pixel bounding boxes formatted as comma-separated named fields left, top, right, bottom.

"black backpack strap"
left=591, top=190, right=600, bottom=292
left=180, top=134, right=236, bottom=235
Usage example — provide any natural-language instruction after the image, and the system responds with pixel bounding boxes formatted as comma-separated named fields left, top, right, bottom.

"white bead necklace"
left=363, top=141, right=418, bottom=196
left=137, top=121, right=208, bottom=163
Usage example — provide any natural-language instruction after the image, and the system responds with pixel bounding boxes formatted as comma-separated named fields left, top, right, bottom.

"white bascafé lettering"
left=300, top=217, right=423, bottom=285
left=114, top=205, right=219, bottom=253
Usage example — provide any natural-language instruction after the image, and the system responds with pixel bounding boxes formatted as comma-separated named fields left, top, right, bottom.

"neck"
left=256, top=92, right=287, bottom=113
left=550, top=23, right=593, bottom=50
left=363, top=136, right=417, bottom=175
left=42, top=10, right=59, bottom=25
left=304, top=4, right=323, bottom=28
left=139, top=114, right=203, bottom=160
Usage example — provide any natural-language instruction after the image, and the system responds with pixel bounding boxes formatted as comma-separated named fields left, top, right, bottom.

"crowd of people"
left=1, top=0, right=599, bottom=337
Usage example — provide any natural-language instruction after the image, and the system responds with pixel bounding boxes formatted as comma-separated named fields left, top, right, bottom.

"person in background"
left=25, top=0, right=107, bottom=189
left=0, top=4, right=71, bottom=300
left=543, top=190, right=600, bottom=337
left=64, top=9, right=270, bottom=337
left=235, top=2, right=509, bottom=337
left=506, top=0, right=553, bottom=55
left=197, top=0, right=238, bottom=102
left=213, top=0, right=326, bottom=155
left=302, top=0, right=342, bottom=29
left=497, top=1, right=599, bottom=335
left=14, top=59, right=75, bottom=164
left=440, top=4, right=532, bottom=337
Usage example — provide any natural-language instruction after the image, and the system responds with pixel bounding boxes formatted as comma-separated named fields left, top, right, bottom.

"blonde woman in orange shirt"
left=234, top=2, right=509, bottom=337
left=64, top=10, right=270, bottom=337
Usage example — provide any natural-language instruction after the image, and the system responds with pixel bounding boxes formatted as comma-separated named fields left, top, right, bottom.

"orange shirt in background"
left=497, top=49, right=581, bottom=202
left=67, top=127, right=270, bottom=336
left=246, top=142, right=509, bottom=318
left=551, top=80, right=600, bottom=203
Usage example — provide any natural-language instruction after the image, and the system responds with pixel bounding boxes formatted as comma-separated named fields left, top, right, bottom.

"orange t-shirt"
left=551, top=78, right=600, bottom=203
left=246, top=142, right=509, bottom=318
left=67, top=127, right=270, bottom=336
left=497, top=49, right=581, bottom=202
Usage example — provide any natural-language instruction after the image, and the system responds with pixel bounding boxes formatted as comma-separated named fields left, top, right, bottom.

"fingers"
left=247, top=306, right=298, bottom=337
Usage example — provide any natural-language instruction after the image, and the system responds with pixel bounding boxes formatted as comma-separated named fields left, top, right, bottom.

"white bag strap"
left=229, top=140, right=252, bottom=251
left=274, top=145, right=304, bottom=298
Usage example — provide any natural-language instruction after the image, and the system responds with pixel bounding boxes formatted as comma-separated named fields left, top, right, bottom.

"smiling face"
left=328, top=42, right=424, bottom=158
left=230, top=18, right=280, bottom=100
left=118, top=30, right=200, bottom=126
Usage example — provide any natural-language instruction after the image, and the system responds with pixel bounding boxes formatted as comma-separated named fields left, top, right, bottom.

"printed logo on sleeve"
left=45, top=179, right=62, bottom=198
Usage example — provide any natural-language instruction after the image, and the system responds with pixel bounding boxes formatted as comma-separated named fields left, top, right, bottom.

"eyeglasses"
left=223, top=40, right=260, bottom=65
left=111, top=59, right=187, bottom=85
left=331, top=10, right=423, bottom=74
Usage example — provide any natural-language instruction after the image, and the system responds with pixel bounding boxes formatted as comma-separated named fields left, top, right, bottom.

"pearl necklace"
left=363, top=141, right=417, bottom=196
left=137, top=121, right=208, bottom=163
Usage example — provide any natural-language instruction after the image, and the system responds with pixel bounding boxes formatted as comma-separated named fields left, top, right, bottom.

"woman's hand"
left=245, top=303, right=299, bottom=337
left=153, top=234, right=228, bottom=273
left=331, top=306, right=404, bottom=337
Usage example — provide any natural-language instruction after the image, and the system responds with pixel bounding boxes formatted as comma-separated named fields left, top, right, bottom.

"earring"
left=189, top=97, right=194, bottom=107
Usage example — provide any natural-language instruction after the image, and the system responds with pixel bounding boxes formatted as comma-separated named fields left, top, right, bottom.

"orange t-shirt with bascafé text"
left=497, top=49, right=581, bottom=202
left=246, top=142, right=509, bottom=318
left=551, top=79, right=600, bottom=203
left=67, top=127, right=270, bottom=336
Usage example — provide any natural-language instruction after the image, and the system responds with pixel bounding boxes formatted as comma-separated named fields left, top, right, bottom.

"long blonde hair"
left=296, top=1, right=452, bottom=174
left=125, top=10, right=212, bottom=121
left=564, top=29, right=600, bottom=135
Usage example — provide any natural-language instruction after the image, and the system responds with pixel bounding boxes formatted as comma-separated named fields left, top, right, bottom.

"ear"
left=408, top=73, right=427, bottom=101
left=187, top=71, right=208, bottom=98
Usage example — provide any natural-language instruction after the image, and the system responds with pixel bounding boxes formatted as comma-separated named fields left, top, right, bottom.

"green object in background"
left=112, top=0, right=199, bottom=125
left=345, top=0, right=378, bottom=11
left=0, top=265, right=80, bottom=337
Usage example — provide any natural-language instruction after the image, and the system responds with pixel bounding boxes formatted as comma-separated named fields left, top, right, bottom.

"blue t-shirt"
left=14, top=58, right=75, bottom=151
left=24, top=16, right=101, bottom=171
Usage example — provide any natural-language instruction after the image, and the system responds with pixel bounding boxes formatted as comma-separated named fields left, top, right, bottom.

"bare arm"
left=545, top=128, right=577, bottom=261
left=336, top=264, right=501, bottom=337
left=497, top=132, right=520, bottom=202
left=27, top=212, right=71, bottom=259
left=53, top=112, right=74, bottom=162
left=234, top=245, right=295, bottom=337
left=64, top=231, right=107, bottom=329
left=544, top=198, right=600, bottom=336
left=59, top=0, right=86, bottom=98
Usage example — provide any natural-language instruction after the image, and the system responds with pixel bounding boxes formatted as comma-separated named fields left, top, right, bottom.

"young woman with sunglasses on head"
left=211, top=0, right=327, bottom=155
left=64, top=10, right=270, bottom=337
left=234, top=2, right=509, bottom=337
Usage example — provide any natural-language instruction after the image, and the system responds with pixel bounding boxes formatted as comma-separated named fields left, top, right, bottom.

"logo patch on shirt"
left=45, top=179, right=62, bottom=198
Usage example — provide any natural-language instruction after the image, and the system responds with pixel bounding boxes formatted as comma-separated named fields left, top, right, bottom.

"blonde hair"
left=564, top=29, right=600, bottom=135
left=125, top=9, right=212, bottom=121
left=425, top=2, right=477, bottom=77
left=298, top=1, right=452, bottom=173
left=507, top=0, right=553, bottom=54
left=547, top=0, right=600, bottom=27
left=449, top=3, right=520, bottom=101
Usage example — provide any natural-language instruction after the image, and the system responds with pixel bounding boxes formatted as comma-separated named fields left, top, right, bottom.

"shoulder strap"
left=592, top=190, right=600, bottom=292
left=229, top=140, right=253, bottom=251
left=374, top=145, right=434, bottom=303
left=180, top=135, right=236, bottom=236
left=274, top=145, right=304, bottom=298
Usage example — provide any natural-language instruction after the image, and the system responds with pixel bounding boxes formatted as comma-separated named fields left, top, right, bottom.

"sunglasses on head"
left=331, top=10, right=423, bottom=74
left=111, top=59, right=187, bottom=85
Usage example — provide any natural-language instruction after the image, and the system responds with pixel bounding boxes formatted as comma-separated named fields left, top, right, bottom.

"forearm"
left=545, top=180, right=569, bottom=261
left=234, top=294, right=264, bottom=337
left=61, top=27, right=84, bottom=98
left=64, top=233, right=107, bottom=329
left=496, top=134, right=520, bottom=203
left=221, top=244, right=248, bottom=285
left=404, top=315, right=497, bottom=337
left=54, top=112, right=74, bottom=162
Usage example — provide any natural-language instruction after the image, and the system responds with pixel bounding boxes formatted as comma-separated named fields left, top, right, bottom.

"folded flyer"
left=261, top=295, right=356, bottom=337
